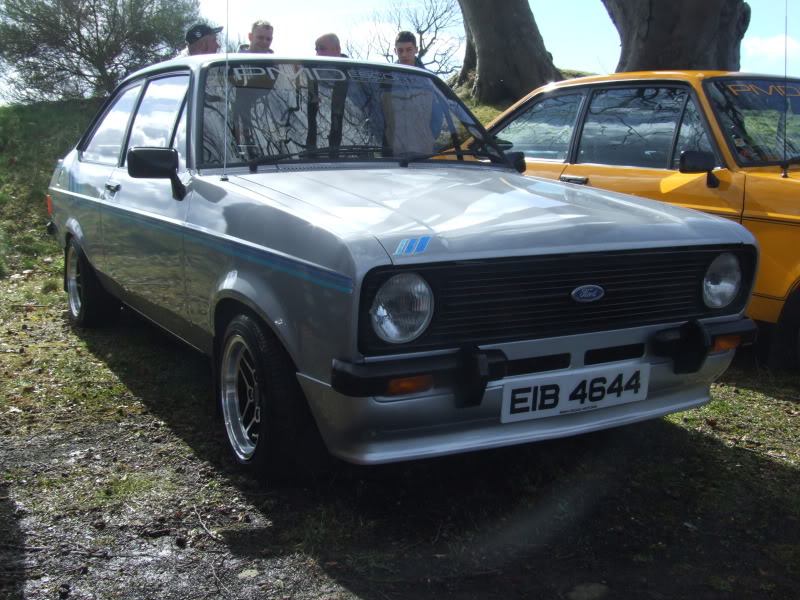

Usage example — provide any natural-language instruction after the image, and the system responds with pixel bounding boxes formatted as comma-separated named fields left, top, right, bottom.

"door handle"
left=559, top=175, right=588, bottom=185
left=105, top=181, right=121, bottom=193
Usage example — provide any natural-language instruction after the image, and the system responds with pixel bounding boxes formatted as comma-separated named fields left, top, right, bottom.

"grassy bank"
left=0, top=99, right=103, bottom=276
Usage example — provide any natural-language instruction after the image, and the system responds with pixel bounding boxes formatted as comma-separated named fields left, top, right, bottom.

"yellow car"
left=481, top=71, right=800, bottom=369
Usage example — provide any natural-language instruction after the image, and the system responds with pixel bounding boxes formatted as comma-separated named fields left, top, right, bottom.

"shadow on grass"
left=0, top=481, right=24, bottom=600
left=75, top=311, right=800, bottom=600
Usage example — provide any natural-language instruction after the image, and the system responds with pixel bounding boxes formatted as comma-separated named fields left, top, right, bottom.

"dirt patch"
left=2, top=272, right=799, bottom=599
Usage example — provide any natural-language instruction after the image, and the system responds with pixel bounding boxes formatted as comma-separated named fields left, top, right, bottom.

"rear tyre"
left=65, top=238, right=118, bottom=327
left=765, top=289, right=800, bottom=372
left=218, top=314, right=328, bottom=479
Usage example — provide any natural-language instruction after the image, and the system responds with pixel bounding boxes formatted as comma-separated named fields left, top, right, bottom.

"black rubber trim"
left=650, top=317, right=756, bottom=374
left=331, top=347, right=507, bottom=400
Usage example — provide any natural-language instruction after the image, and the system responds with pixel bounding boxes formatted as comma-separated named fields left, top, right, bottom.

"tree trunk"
left=455, top=17, right=476, bottom=88
left=602, top=0, right=751, bottom=72
left=456, top=0, right=561, bottom=104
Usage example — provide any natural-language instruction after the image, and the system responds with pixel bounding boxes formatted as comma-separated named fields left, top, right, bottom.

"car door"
left=487, top=91, right=586, bottom=180
left=102, top=73, right=191, bottom=332
left=66, top=84, right=142, bottom=274
left=559, top=85, right=745, bottom=221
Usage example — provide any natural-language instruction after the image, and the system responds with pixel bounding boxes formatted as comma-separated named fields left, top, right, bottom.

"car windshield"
left=706, top=77, right=800, bottom=166
left=200, top=60, right=484, bottom=168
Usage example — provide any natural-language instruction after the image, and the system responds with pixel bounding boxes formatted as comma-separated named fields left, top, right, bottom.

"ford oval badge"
left=572, top=285, right=605, bottom=303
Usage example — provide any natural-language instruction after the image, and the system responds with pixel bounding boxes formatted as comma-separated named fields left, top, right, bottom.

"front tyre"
left=218, top=314, right=325, bottom=478
left=65, top=238, right=118, bottom=327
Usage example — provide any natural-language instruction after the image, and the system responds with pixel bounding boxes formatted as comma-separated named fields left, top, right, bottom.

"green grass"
left=0, top=98, right=103, bottom=273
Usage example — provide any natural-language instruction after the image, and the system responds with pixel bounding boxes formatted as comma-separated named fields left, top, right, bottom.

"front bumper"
left=306, top=318, right=755, bottom=465
left=332, top=318, right=757, bottom=401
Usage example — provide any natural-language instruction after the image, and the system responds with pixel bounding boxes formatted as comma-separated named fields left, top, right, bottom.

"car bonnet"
left=234, top=167, right=753, bottom=263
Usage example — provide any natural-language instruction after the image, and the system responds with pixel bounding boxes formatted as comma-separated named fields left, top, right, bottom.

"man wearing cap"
left=185, top=23, right=223, bottom=56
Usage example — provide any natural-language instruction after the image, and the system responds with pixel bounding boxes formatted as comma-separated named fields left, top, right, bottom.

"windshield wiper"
left=249, top=145, right=388, bottom=173
left=397, top=149, right=484, bottom=167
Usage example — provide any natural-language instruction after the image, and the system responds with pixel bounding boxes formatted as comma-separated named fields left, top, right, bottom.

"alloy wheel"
left=220, top=334, right=262, bottom=461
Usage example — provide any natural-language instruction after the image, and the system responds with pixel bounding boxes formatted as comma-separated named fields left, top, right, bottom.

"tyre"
left=218, top=314, right=328, bottom=479
left=764, top=289, right=800, bottom=372
left=64, top=238, right=118, bottom=327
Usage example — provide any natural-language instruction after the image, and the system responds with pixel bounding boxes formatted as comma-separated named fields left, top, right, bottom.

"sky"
left=197, top=0, right=800, bottom=77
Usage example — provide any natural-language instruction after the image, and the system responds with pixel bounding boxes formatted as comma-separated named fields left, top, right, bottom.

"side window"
left=81, top=85, right=141, bottom=165
left=492, top=93, right=584, bottom=160
left=671, top=98, right=715, bottom=169
left=577, top=87, right=687, bottom=168
left=172, top=102, right=188, bottom=170
left=126, top=75, right=190, bottom=157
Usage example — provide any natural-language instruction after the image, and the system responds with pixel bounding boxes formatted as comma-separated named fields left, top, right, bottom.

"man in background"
left=315, top=33, right=348, bottom=58
left=248, top=20, right=274, bottom=53
left=185, top=23, right=222, bottom=56
left=394, top=31, right=425, bottom=69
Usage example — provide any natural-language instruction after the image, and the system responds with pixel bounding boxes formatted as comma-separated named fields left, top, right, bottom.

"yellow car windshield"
left=706, top=78, right=800, bottom=166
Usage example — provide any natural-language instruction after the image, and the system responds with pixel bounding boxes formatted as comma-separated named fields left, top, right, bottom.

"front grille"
left=359, top=245, right=756, bottom=354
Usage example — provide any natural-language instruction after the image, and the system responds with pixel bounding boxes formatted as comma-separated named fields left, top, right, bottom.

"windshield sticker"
left=726, top=83, right=800, bottom=97
left=232, top=65, right=421, bottom=86
left=347, top=69, right=419, bottom=85
left=233, top=65, right=346, bottom=83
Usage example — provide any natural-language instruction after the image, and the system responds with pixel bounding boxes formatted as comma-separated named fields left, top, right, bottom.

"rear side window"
left=126, top=75, right=190, bottom=156
left=81, top=85, right=141, bottom=165
left=493, top=93, right=584, bottom=160
left=577, top=87, right=687, bottom=168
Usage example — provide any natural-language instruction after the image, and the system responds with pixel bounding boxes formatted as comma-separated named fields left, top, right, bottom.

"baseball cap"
left=185, top=23, right=223, bottom=45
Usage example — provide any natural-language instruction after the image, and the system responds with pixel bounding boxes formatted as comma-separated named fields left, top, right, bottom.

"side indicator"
left=711, top=335, right=741, bottom=353
left=385, top=374, right=433, bottom=396
left=46, top=194, right=53, bottom=215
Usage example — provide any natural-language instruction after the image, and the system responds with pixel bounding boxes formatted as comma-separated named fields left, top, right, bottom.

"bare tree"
left=0, top=0, right=199, bottom=102
left=345, top=0, right=463, bottom=76
left=602, top=0, right=751, bottom=72
left=456, top=0, right=561, bottom=104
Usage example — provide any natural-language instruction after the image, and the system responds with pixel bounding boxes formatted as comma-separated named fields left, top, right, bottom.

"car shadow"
left=74, top=310, right=800, bottom=599
left=0, top=481, right=25, bottom=599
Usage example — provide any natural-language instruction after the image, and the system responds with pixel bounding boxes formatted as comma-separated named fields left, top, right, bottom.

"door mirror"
left=127, top=147, right=186, bottom=200
left=495, top=137, right=514, bottom=152
left=679, top=150, right=719, bottom=189
left=506, top=151, right=527, bottom=174
left=128, top=147, right=179, bottom=178
left=679, top=150, right=715, bottom=174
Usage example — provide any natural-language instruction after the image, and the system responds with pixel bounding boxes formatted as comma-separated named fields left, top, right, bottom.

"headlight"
left=703, top=253, right=741, bottom=309
left=370, top=273, right=434, bottom=343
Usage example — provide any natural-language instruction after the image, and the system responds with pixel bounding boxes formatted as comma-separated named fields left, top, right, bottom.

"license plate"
left=500, top=363, right=651, bottom=423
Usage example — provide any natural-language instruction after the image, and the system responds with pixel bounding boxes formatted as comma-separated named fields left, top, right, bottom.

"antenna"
left=221, top=0, right=230, bottom=182
left=778, top=0, right=789, bottom=177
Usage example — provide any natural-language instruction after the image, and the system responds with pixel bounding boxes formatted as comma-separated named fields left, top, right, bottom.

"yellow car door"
left=559, top=85, right=745, bottom=221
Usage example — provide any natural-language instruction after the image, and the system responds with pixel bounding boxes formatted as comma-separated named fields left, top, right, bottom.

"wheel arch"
left=212, top=295, right=299, bottom=374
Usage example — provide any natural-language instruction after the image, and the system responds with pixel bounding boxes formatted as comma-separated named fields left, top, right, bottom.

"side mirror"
left=679, top=150, right=719, bottom=189
left=495, top=137, right=514, bottom=152
left=505, top=151, right=526, bottom=174
left=127, top=147, right=187, bottom=200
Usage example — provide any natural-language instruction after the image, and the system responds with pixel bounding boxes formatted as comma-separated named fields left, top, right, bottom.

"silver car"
left=47, top=55, right=758, bottom=475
